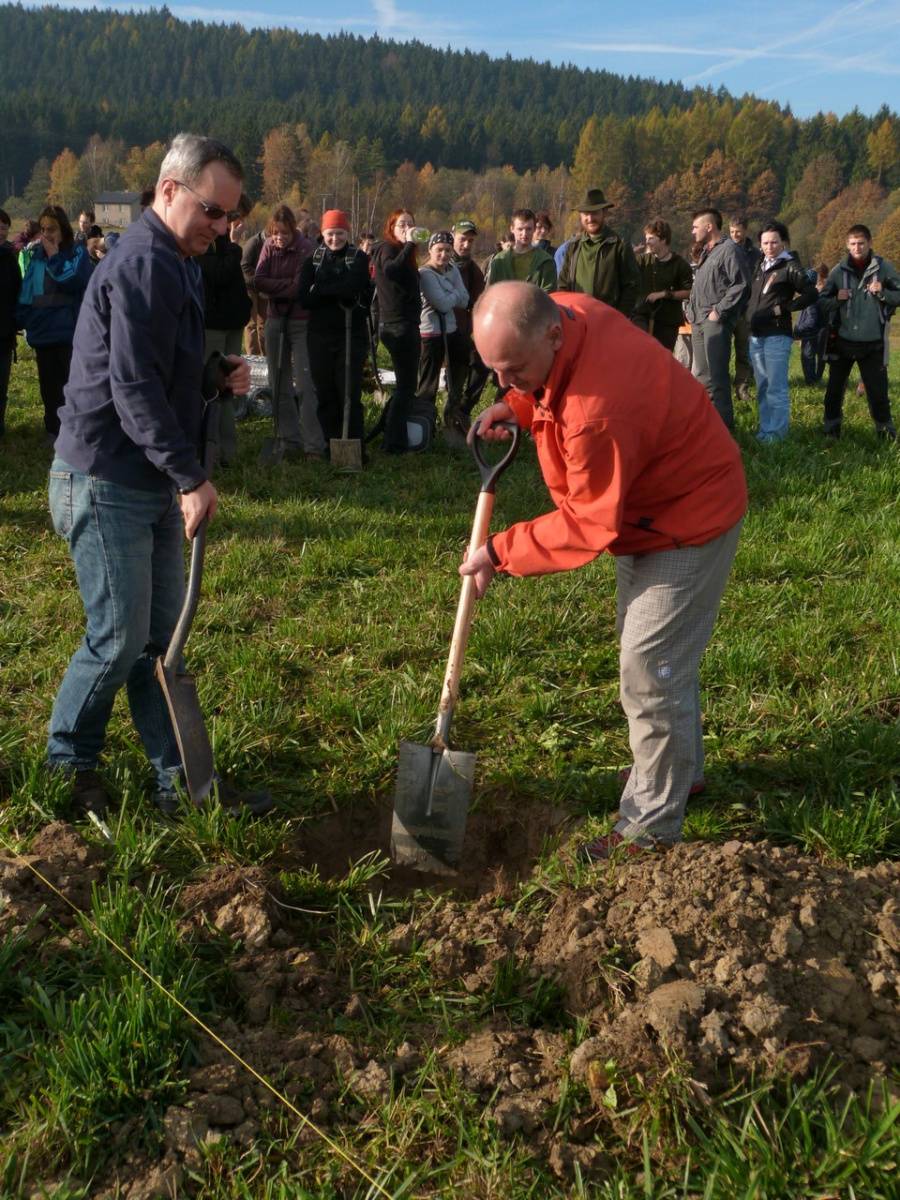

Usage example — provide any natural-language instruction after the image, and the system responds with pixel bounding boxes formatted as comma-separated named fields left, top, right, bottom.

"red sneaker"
left=577, top=830, right=667, bottom=863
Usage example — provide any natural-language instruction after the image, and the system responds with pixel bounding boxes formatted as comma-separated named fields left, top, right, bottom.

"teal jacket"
left=16, top=241, right=92, bottom=348
left=819, top=251, right=900, bottom=344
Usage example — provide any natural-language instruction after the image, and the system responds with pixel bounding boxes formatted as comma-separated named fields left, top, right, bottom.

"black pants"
left=0, top=343, right=13, bottom=432
left=823, top=338, right=893, bottom=433
left=34, top=343, right=73, bottom=436
left=631, top=316, right=680, bottom=353
left=417, top=330, right=469, bottom=414
left=800, top=332, right=827, bottom=384
left=310, top=327, right=368, bottom=446
left=379, top=323, right=420, bottom=453
left=448, top=329, right=491, bottom=413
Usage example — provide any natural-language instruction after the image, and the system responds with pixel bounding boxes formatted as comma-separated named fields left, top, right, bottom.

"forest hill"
left=1, top=3, right=898, bottom=267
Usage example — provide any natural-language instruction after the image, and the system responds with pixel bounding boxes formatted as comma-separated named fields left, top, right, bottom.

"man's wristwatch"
left=177, top=479, right=206, bottom=496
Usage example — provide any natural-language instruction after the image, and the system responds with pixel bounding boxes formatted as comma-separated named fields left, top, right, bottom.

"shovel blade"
left=154, top=660, right=215, bottom=804
left=258, top=434, right=286, bottom=465
left=390, top=739, right=475, bottom=872
left=329, top=436, right=363, bottom=472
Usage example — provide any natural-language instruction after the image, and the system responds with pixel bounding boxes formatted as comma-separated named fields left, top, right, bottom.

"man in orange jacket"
left=461, top=282, right=747, bottom=860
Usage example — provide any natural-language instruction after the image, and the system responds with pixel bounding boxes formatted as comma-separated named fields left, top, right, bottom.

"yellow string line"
left=0, top=830, right=393, bottom=1200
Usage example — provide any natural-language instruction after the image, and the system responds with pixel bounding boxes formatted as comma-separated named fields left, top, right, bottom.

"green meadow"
left=1, top=342, right=899, bottom=1197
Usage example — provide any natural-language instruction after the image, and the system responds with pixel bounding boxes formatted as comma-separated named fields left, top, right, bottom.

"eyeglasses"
left=173, top=179, right=241, bottom=223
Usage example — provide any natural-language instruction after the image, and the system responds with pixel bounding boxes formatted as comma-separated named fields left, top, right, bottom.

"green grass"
left=2, top=342, right=900, bottom=1196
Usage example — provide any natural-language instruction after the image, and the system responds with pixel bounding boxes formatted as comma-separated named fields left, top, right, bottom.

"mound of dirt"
left=2, top=822, right=899, bottom=1193
left=412, top=839, right=900, bottom=1098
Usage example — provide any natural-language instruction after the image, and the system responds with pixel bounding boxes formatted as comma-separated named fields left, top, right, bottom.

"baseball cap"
left=452, top=219, right=477, bottom=235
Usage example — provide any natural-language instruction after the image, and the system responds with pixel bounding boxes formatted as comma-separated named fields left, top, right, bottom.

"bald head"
left=473, top=282, right=563, bottom=395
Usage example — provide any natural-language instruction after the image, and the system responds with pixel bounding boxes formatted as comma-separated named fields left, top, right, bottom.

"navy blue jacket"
left=55, top=209, right=207, bottom=493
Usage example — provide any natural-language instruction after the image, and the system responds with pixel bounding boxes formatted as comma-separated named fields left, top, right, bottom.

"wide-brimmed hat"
left=572, top=188, right=615, bottom=212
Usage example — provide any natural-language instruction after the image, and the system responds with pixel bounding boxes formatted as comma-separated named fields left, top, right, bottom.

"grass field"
left=1, top=340, right=899, bottom=1197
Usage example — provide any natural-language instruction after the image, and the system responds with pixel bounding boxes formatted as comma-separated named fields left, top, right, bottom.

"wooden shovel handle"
left=433, top=489, right=494, bottom=747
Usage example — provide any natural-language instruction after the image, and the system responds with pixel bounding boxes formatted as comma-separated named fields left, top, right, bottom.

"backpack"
left=794, top=299, right=823, bottom=339
left=365, top=394, right=437, bottom=451
left=404, top=397, right=437, bottom=451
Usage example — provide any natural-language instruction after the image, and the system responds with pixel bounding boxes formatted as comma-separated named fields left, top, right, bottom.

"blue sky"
left=40, top=0, right=900, bottom=120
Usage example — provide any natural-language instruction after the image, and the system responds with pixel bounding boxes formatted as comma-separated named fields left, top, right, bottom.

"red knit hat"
left=321, top=209, right=350, bottom=232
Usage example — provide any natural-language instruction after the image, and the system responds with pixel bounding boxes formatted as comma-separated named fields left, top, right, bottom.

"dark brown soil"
left=3, top=813, right=899, bottom=1196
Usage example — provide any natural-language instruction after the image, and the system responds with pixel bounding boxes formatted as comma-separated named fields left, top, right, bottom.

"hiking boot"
left=736, top=383, right=753, bottom=402
left=154, top=779, right=275, bottom=819
left=72, top=769, right=113, bottom=818
left=616, top=767, right=706, bottom=797
left=153, top=789, right=182, bottom=817
left=215, top=780, right=276, bottom=817
left=577, top=830, right=667, bottom=863
left=876, top=424, right=897, bottom=441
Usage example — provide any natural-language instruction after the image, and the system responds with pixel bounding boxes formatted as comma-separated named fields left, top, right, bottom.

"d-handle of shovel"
left=470, top=418, right=522, bottom=494
left=432, top=419, right=521, bottom=749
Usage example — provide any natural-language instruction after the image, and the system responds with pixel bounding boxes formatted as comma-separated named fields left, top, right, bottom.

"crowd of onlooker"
left=2, top=187, right=898, bottom=454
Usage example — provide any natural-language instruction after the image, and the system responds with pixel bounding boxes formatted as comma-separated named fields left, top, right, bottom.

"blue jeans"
left=47, top=461, right=186, bottom=792
left=749, top=333, right=792, bottom=441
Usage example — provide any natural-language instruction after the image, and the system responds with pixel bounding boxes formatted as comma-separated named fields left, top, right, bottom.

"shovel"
left=390, top=419, right=522, bottom=872
left=154, top=390, right=223, bottom=804
left=367, top=307, right=386, bottom=404
left=258, top=307, right=288, bottom=465
left=329, top=303, right=363, bottom=471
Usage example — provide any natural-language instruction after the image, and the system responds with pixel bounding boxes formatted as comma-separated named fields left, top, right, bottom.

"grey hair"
left=157, top=133, right=244, bottom=187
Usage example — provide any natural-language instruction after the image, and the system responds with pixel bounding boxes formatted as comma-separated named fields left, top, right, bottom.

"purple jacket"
left=254, top=231, right=314, bottom=321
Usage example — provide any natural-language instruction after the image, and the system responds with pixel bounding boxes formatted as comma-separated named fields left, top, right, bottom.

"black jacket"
left=0, top=243, right=21, bottom=351
left=196, top=235, right=252, bottom=330
left=372, top=239, right=420, bottom=329
left=747, top=254, right=817, bottom=339
left=297, top=244, right=373, bottom=339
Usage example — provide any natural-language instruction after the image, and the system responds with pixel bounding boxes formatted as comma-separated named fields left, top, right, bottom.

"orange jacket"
left=491, top=295, right=747, bottom=576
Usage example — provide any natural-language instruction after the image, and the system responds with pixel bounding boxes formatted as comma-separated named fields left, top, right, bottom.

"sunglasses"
left=173, top=179, right=242, bottom=223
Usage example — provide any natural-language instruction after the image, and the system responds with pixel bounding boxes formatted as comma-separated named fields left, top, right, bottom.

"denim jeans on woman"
left=47, top=462, right=186, bottom=793
left=749, top=333, right=793, bottom=441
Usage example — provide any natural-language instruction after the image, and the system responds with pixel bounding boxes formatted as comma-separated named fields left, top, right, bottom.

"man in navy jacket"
left=48, top=133, right=272, bottom=818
